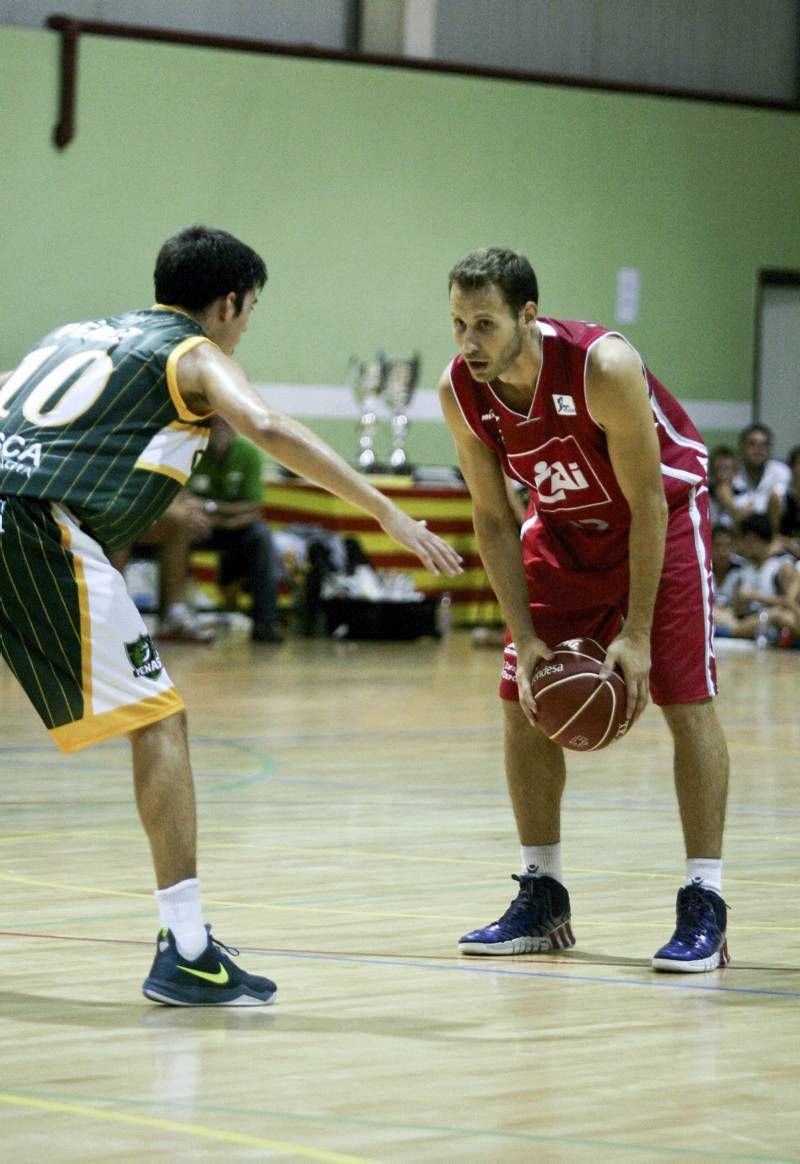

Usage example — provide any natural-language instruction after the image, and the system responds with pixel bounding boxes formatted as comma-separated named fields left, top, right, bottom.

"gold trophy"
left=385, top=354, right=419, bottom=473
left=349, top=352, right=387, bottom=472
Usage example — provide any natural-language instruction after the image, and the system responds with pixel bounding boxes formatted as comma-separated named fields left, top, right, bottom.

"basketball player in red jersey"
left=440, top=247, right=730, bottom=972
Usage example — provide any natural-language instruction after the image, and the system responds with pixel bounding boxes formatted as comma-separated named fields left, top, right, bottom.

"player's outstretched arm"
left=178, top=343, right=463, bottom=578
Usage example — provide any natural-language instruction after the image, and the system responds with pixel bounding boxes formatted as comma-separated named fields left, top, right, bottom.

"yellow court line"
left=0, top=873, right=149, bottom=900
left=0, top=831, right=120, bottom=845
left=1, top=857, right=799, bottom=911
left=185, top=846, right=800, bottom=890
left=0, top=1094, right=374, bottom=1163
left=0, top=829, right=151, bottom=845
left=568, top=866, right=800, bottom=889
left=0, top=873, right=449, bottom=920
left=4, top=829, right=800, bottom=884
left=1, top=878, right=797, bottom=933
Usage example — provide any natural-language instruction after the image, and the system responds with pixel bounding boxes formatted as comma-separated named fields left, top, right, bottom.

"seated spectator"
left=731, top=423, right=790, bottom=532
left=707, top=445, right=739, bottom=530
left=188, top=416, right=283, bottom=643
left=777, top=445, right=800, bottom=559
left=110, top=493, right=216, bottom=642
left=710, top=524, right=746, bottom=637
left=730, top=513, right=799, bottom=645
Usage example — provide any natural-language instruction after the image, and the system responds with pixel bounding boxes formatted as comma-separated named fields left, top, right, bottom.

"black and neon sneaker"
left=142, top=926, right=277, bottom=1006
left=652, top=880, right=730, bottom=972
left=458, top=870, right=575, bottom=955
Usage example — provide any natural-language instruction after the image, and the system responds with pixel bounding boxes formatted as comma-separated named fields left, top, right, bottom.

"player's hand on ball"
left=601, top=632, right=650, bottom=724
left=515, top=636, right=554, bottom=726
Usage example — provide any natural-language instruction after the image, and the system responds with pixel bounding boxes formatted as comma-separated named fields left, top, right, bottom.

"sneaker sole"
left=459, top=922, right=575, bottom=956
left=143, top=983, right=277, bottom=1007
left=651, top=939, right=730, bottom=973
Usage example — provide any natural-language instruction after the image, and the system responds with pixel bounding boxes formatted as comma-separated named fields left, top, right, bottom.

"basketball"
left=531, top=637, right=630, bottom=751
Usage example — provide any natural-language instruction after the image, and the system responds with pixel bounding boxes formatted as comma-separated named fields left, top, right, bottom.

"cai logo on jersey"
left=534, top=458, right=589, bottom=502
left=508, top=436, right=611, bottom=512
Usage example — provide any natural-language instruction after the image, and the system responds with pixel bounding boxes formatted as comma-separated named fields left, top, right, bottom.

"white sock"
left=685, top=858, right=722, bottom=896
left=155, top=877, right=207, bottom=960
left=521, top=843, right=563, bottom=885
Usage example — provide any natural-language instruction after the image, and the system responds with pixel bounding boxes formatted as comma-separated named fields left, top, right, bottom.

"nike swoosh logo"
left=178, top=963, right=230, bottom=985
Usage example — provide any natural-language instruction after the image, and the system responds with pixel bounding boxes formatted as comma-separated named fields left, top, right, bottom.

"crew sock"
left=685, top=858, right=723, bottom=897
left=155, top=877, right=208, bottom=961
left=520, top=843, right=563, bottom=885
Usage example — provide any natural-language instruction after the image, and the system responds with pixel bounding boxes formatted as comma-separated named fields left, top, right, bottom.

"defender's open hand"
left=380, top=512, right=463, bottom=576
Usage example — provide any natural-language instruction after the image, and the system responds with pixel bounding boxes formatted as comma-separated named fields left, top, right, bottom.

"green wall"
left=2, top=25, right=799, bottom=463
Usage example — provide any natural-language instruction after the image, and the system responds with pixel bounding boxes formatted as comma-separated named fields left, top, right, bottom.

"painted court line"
left=255, top=949, right=800, bottom=998
left=3, top=1090, right=792, bottom=1163
left=0, top=1093, right=373, bottom=1163
left=1, top=927, right=797, bottom=998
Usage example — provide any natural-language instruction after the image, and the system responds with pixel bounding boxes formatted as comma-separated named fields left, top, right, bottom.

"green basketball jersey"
left=0, top=307, right=213, bottom=552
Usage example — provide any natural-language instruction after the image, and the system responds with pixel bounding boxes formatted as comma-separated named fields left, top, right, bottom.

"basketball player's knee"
left=661, top=698, right=729, bottom=752
left=660, top=697, right=713, bottom=730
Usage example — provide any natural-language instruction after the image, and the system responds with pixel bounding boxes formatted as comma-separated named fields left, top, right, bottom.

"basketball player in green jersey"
left=0, top=225, right=463, bottom=1005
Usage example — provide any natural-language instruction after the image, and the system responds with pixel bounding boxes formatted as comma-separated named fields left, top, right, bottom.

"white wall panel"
left=0, top=0, right=349, bottom=47
left=434, top=0, right=799, bottom=102
left=1, top=0, right=796, bottom=101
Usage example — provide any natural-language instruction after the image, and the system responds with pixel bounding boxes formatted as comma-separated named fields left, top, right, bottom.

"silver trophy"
left=384, top=354, right=419, bottom=472
left=349, top=351, right=387, bottom=472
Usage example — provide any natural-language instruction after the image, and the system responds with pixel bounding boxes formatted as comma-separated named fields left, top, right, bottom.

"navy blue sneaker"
left=652, top=880, right=730, bottom=972
left=459, top=870, right=575, bottom=955
left=142, top=927, right=277, bottom=1006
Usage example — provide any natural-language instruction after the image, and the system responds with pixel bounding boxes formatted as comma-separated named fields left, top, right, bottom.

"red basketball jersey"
left=448, top=317, right=708, bottom=573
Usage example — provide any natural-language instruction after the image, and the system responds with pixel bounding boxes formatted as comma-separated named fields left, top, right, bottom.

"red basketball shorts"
left=499, top=487, right=717, bottom=706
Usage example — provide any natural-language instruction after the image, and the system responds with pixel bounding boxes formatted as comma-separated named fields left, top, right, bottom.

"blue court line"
left=246, top=949, right=800, bottom=998
left=3, top=930, right=796, bottom=994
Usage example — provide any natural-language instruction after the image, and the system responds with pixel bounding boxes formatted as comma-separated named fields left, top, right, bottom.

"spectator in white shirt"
left=731, top=423, right=791, bottom=533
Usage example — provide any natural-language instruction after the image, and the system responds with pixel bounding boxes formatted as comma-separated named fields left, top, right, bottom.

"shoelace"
left=495, top=872, right=545, bottom=923
left=209, top=935, right=240, bottom=959
left=674, top=882, right=727, bottom=938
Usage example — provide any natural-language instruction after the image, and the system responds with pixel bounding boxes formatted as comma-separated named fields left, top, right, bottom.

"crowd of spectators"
left=709, top=424, right=800, bottom=647
left=117, top=418, right=800, bottom=651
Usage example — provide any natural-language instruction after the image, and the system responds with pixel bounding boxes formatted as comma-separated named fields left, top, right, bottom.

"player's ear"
left=522, top=301, right=538, bottom=326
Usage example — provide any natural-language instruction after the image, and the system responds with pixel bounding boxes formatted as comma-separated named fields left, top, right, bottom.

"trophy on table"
left=384, top=354, right=420, bottom=473
left=349, top=351, right=387, bottom=472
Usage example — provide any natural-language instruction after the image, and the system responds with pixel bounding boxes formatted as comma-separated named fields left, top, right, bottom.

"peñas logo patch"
left=125, top=633, right=163, bottom=681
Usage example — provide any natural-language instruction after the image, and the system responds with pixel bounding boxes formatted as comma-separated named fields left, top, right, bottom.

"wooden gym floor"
left=0, top=631, right=798, bottom=1162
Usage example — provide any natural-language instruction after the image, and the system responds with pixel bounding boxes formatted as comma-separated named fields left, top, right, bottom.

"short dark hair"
left=154, top=225, right=267, bottom=314
left=739, top=422, right=773, bottom=447
left=739, top=513, right=773, bottom=542
left=448, top=247, right=539, bottom=314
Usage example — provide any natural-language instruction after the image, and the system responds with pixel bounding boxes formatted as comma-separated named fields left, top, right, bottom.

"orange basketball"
left=531, top=638, right=630, bottom=751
